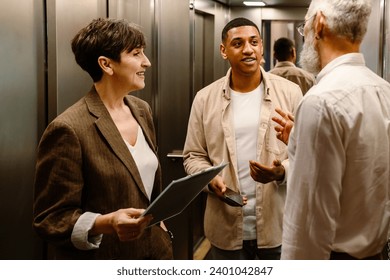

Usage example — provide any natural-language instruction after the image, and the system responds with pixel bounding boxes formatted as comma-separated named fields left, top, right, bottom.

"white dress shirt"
left=282, top=53, right=390, bottom=259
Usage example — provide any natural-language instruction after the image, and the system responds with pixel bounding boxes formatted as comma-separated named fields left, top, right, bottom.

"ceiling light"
left=243, top=1, right=266, bottom=6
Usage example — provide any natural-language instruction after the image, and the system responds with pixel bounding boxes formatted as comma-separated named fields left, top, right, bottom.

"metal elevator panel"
left=46, top=0, right=107, bottom=122
left=0, top=0, right=45, bottom=259
left=109, top=0, right=156, bottom=112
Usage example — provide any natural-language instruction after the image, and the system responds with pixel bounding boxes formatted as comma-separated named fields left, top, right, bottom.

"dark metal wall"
left=0, top=0, right=45, bottom=259
left=360, top=0, right=384, bottom=76
left=159, top=0, right=230, bottom=259
left=46, top=0, right=107, bottom=122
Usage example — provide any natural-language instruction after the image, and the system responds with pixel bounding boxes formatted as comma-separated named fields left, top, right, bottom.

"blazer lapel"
left=84, top=87, right=148, bottom=198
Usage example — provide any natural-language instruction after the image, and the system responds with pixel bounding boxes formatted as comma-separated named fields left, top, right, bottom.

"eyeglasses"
left=296, top=14, right=316, bottom=36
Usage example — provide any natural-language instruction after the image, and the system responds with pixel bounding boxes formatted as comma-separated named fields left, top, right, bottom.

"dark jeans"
left=330, top=251, right=383, bottom=260
left=210, top=240, right=281, bottom=260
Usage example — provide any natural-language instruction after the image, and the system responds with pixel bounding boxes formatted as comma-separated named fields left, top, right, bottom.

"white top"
left=282, top=53, right=390, bottom=259
left=124, top=125, right=158, bottom=200
left=231, top=83, right=263, bottom=240
left=71, top=125, right=158, bottom=250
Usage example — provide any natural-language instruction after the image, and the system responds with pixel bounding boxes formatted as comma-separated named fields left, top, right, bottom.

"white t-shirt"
left=230, top=83, right=263, bottom=240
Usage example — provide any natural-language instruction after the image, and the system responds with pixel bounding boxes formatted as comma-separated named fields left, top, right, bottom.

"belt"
left=330, top=251, right=382, bottom=260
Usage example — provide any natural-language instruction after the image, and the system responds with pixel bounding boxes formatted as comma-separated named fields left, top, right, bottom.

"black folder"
left=143, top=162, right=228, bottom=226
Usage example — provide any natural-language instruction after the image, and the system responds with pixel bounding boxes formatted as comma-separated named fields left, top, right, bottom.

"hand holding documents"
left=142, top=162, right=228, bottom=226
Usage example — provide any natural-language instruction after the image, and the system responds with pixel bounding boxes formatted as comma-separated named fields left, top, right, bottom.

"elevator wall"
left=0, top=0, right=45, bottom=259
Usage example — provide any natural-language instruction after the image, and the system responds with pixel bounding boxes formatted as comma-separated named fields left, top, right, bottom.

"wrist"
left=91, top=212, right=115, bottom=235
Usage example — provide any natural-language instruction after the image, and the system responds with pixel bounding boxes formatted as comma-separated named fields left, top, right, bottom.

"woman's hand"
left=110, top=208, right=153, bottom=241
left=91, top=208, right=153, bottom=242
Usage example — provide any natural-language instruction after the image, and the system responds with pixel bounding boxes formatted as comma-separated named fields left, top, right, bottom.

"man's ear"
left=261, top=42, right=264, bottom=57
left=314, top=11, right=325, bottom=39
left=220, top=43, right=228, bottom=60
left=98, top=56, right=113, bottom=75
left=292, top=47, right=296, bottom=60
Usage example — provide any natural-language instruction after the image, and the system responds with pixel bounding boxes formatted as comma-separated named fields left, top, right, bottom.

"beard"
left=299, top=29, right=321, bottom=76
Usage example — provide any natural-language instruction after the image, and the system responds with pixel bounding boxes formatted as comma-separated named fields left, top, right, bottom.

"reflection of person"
left=281, top=0, right=390, bottom=260
left=270, top=37, right=315, bottom=95
left=183, top=17, right=302, bottom=260
left=33, top=18, right=173, bottom=259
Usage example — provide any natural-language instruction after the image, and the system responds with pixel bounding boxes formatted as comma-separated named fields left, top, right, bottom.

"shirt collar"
left=317, top=53, right=365, bottom=82
left=274, top=61, right=296, bottom=68
left=223, top=67, right=270, bottom=100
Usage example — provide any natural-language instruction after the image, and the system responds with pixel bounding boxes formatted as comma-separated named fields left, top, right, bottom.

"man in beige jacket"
left=183, top=17, right=302, bottom=260
left=270, top=37, right=316, bottom=95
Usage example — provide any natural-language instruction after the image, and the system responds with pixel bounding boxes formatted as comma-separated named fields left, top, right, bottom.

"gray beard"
left=299, top=30, right=321, bottom=76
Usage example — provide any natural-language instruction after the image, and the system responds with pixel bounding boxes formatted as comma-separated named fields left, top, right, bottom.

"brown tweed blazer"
left=33, top=86, right=172, bottom=259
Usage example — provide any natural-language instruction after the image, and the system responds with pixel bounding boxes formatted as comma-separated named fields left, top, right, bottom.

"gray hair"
left=307, top=0, right=372, bottom=43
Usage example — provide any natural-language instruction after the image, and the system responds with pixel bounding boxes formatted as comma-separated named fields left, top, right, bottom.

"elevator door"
left=47, top=0, right=107, bottom=121
left=190, top=11, right=216, bottom=252
left=194, top=12, right=215, bottom=97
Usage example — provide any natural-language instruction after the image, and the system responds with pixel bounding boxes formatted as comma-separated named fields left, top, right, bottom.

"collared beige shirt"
left=183, top=67, right=302, bottom=250
left=270, top=61, right=316, bottom=95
